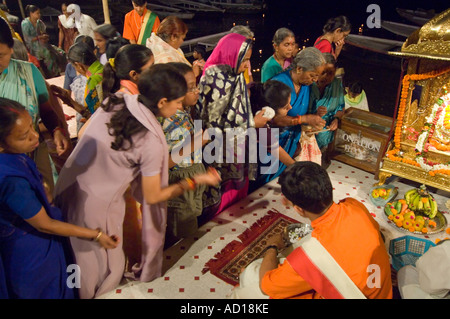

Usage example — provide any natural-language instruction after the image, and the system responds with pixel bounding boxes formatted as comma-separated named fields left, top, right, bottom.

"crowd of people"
left=0, top=1, right=418, bottom=300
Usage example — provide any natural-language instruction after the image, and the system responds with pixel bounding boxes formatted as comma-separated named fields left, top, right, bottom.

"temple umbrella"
left=102, top=0, right=111, bottom=24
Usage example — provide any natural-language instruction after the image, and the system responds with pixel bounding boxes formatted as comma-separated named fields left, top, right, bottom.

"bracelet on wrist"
left=93, top=228, right=103, bottom=242
left=184, top=177, right=196, bottom=190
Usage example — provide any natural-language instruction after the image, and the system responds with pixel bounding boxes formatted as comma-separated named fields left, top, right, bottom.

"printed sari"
left=196, top=33, right=254, bottom=223
left=21, top=18, right=63, bottom=78
left=84, top=60, right=104, bottom=115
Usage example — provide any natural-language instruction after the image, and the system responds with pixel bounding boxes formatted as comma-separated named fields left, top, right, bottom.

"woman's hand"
left=98, top=233, right=120, bottom=249
left=335, top=38, right=345, bottom=50
left=316, top=106, right=327, bottom=117
left=305, top=114, right=326, bottom=130
left=194, top=167, right=222, bottom=186
left=329, top=118, right=339, bottom=131
left=253, top=110, right=270, bottom=128
left=53, top=129, right=70, bottom=156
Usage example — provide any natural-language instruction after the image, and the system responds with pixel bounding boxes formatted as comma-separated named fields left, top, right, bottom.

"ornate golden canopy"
left=389, top=8, right=450, bottom=61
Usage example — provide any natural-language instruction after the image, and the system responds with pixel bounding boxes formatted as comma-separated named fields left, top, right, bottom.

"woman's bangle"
left=291, top=115, right=302, bottom=126
left=178, top=177, right=197, bottom=191
left=185, top=177, right=196, bottom=190
left=93, top=228, right=103, bottom=242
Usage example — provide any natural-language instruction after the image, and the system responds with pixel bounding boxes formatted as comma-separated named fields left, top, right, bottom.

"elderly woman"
left=195, top=32, right=253, bottom=224
left=309, top=53, right=345, bottom=167
left=146, top=15, right=191, bottom=65
left=260, top=47, right=326, bottom=183
left=261, top=27, right=296, bottom=82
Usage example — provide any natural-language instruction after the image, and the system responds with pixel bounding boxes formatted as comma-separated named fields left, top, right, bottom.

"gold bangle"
left=93, top=228, right=103, bottom=242
left=184, top=177, right=196, bottom=190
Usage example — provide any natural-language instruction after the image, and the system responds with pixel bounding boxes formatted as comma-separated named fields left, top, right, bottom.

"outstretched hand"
left=98, top=233, right=120, bottom=249
left=194, top=167, right=222, bottom=186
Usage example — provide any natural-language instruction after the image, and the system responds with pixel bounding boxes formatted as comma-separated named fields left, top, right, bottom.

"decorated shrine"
left=379, top=8, right=450, bottom=192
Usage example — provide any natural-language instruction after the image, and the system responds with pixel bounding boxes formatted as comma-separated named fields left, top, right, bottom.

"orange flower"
left=394, top=67, right=450, bottom=149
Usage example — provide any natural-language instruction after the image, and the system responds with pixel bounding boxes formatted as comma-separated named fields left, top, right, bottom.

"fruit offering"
left=404, top=185, right=438, bottom=219
left=384, top=198, right=439, bottom=234
left=372, top=187, right=393, bottom=200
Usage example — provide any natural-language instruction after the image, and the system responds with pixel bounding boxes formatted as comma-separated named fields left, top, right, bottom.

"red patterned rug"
left=202, top=209, right=300, bottom=286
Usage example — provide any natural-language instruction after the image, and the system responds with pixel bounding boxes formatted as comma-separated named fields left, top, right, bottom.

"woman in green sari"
left=309, top=53, right=345, bottom=166
left=21, top=5, right=64, bottom=78
left=0, top=17, right=70, bottom=193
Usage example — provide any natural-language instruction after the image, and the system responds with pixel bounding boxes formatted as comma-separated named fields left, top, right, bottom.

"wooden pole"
left=102, top=0, right=111, bottom=24
left=17, top=0, right=25, bottom=19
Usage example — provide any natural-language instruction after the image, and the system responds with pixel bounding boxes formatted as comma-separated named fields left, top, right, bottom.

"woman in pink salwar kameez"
left=54, top=64, right=220, bottom=299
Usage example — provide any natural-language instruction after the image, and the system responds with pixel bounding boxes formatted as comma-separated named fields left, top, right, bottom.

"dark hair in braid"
left=103, top=64, right=187, bottom=151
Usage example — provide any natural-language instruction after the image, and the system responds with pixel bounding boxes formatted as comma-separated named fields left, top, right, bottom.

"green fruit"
left=395, top=201, right=402, bottom=213
left=429, top=198, right=438, bottom=219
left=417, top=199, right=424, bottom=212
left=404, top=189, right=418, bottom=204
left=412, top=194, right=421, bottom=211
left=384, top=204, right=393, bottom=216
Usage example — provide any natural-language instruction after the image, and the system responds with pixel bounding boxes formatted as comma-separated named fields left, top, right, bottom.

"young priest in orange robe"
left=123, top=0, right=160, bottom=45
left=230, top=161, right=393, bottom=299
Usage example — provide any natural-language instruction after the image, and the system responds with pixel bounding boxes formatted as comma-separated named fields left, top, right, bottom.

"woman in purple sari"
left=54, top=64, right=220, bottom=299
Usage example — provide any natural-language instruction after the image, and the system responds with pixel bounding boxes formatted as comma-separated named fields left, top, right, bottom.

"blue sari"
left=260, top=70, right=310, bottom=184
left=0, top=153, right=75, bottom=299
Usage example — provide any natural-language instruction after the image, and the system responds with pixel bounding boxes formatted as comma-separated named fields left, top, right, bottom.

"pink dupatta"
left=203, top=33, right=248, bottom=76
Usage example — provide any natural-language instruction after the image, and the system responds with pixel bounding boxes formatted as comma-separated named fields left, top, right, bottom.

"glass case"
left=332, top=107, right=393, bottom=178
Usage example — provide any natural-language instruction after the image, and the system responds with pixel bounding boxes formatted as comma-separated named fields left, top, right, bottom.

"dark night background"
left=4, top=0, right=449, bottom=117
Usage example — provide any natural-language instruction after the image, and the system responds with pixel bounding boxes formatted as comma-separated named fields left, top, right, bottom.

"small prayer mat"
left=202, top=209, right=299, bottom=286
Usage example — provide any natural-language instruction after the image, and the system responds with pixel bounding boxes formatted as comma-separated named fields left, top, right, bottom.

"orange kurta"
left=123, top=8, right=160, bottom=44
left=261, top=198, right=393, bottom=299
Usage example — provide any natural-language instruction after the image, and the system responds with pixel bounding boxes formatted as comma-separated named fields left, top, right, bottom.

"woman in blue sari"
left=309, top=53, right=345, bottom=166
left=260, top=47, right=326, bottom=184
left=0, top=98, right=118, bottom=299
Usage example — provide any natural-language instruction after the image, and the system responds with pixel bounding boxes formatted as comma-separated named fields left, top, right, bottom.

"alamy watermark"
left=366, top=4, right=381, bottom=29
left=168, top=120, right=280, bottom=175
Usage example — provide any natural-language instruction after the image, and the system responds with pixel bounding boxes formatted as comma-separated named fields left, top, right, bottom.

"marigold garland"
left=388, top=67, right=450, bottom=177
left=430, top=138, right=450, bottom=152
left=394, top=67, right=450, bottom=149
